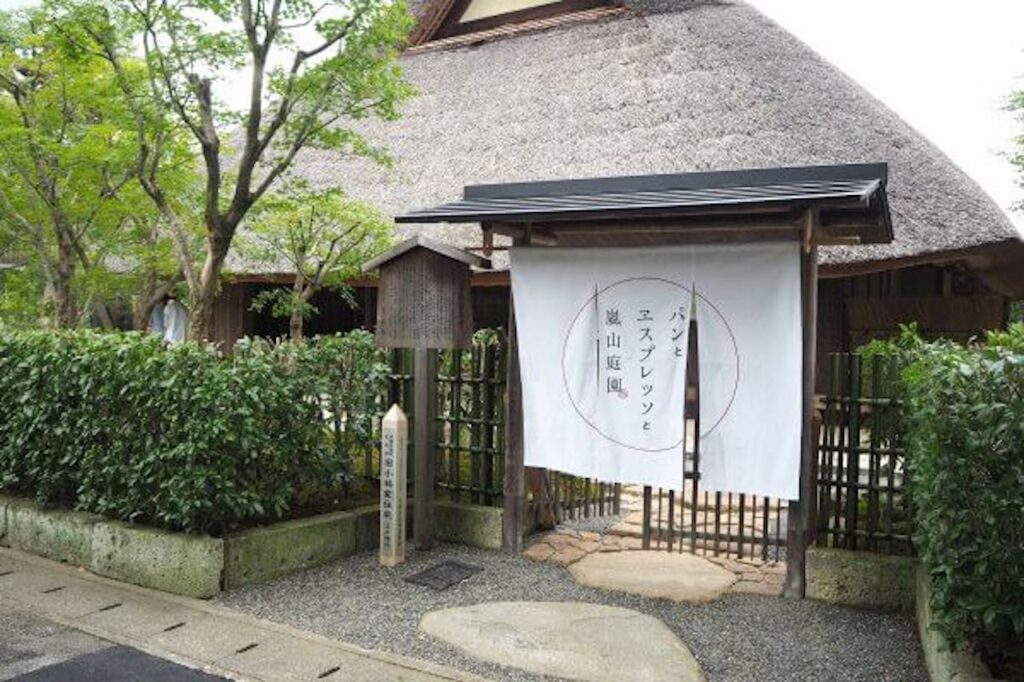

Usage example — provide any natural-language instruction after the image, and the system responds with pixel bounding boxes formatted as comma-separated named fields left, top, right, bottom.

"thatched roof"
left=290, top=0, right=1020, bottom=276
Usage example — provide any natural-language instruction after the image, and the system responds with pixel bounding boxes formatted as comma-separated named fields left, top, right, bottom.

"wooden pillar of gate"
left=785, top=211, right=820, bottom=598
left=503, top=236, right=527, bottom=553
left=414, top=347, right=438, bottom=550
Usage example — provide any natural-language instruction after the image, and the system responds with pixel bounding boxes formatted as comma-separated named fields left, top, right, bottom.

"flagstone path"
left=524, top=528, right=787, bottom=598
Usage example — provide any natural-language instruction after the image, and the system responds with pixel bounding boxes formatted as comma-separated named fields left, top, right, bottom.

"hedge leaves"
left=885, top=325, right=1024, bottom=655
left=0, top=329, right=387, bottom=535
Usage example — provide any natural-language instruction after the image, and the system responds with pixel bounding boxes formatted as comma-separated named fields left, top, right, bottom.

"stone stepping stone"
left=420, top=601, right=704, bottom=682
left=568, top=550, right=736, bottom=603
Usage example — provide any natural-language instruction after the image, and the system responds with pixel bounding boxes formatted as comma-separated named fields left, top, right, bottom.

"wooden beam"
left=414, top=347, right=438, bottom=550
left=502, top=236, right=527, bottom=553
left=785, top=210, right=820, bottom=598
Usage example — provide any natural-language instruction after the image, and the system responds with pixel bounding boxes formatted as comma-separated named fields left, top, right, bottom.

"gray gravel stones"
left=215, top=544, right=927, bottom=682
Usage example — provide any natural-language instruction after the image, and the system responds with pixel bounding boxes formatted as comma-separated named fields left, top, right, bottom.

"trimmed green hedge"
left=879, top=325, right=1024, bottom=656
left=0, top=328, right=387, bottom=535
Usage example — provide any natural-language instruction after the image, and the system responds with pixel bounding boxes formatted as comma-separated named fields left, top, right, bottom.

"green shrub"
left=0, top=328, right=387, bottom=535
left=896, top=324, right=1024, bottom=654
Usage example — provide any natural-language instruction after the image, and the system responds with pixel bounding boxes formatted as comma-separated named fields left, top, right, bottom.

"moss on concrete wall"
left=806, top=547, right=916, bottom=612
left=223, top=512, right=357, bottom=590
left=434, top=501, right=503, bottom=550
left=91, top=521, right=224, bottom=598
left=4, top=498, right=101, bottom=566
left=916, top=567, right=996, bottom=681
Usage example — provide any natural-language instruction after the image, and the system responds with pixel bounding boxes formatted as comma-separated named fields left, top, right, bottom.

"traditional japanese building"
left=215, top=0, right=1024, bottom=358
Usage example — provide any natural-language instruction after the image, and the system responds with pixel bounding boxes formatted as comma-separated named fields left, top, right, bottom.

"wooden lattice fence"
left=815, top=352, right=912, bottom=555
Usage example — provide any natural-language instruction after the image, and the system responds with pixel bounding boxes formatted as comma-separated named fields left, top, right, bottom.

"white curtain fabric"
left=162, top=300, right=189, bottom=345
left=510, top=242, right=802, bottom=499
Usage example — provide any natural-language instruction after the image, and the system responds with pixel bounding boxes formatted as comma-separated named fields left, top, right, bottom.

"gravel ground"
left=215, top=544, right=927, bottom=682
left=556, top=514, right=622, bottom=535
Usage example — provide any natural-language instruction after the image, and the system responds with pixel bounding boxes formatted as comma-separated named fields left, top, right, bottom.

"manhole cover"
left=404, top=560, right=483, bottom=591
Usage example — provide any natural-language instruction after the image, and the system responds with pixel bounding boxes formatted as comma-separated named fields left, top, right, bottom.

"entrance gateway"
left=394, top=163, right=893, bottom=597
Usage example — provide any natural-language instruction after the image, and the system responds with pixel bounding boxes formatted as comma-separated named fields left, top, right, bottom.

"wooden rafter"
left=409, top=0, right=615, bottom=47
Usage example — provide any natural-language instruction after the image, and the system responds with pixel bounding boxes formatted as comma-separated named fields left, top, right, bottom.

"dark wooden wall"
left=211, top=282, right=377, bottom=352
left=209, top=282, right=252, bottom=352
left=212, top=265, right=1006, bottom=372
left=815, top=263, right=1008, bottom=389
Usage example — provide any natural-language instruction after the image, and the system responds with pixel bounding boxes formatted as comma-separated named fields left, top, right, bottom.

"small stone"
left=579, top=531, right=602, bottom=542
left=617, top=536, right=644, bottom=550
left=598, top=544, right=623, bottom=553
left=523, top=543, right=555, bottom=563
left=549, top=546, right=588, bottom=566
left=541, top=533, right=572, bottom=551
left=569, top=539, right=602, bottom=553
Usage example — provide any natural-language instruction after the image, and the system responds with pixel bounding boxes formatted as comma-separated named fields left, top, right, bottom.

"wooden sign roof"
left=361, top=234, right=491, bottom=273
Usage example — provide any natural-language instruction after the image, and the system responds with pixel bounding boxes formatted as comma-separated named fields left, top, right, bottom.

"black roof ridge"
left=463, top=163, right=889, bottom=200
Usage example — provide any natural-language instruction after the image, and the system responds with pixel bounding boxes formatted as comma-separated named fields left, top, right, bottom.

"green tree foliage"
left=67, top=0, right=414, bottom=341
left=0, top=7, right=135, bottom=326
left=240, top=185, right=392, bottom=340
left=871, top=325, right=1024, bottom=656
left=0, top=328, right=388, bottom=534
left=0, top=5, right=188, bottom=329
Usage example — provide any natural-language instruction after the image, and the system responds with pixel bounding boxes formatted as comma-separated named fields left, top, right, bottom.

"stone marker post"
left=380, top=404, right=408, bottom=567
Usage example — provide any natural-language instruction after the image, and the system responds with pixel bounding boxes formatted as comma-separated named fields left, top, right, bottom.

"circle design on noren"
left=560, top=277, right=739, bottom=453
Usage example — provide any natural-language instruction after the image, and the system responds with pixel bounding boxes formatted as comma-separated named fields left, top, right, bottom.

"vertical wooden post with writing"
left=380, top=404, right=408, bottom=567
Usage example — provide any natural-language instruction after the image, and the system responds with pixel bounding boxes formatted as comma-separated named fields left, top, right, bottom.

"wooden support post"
left=502, top=234, right=531, bottom=553
left=641, top=486, right=653, bottom=549
left=503, top=281, right=525, bottom=553
left=785, top=223, right=819, bottom=598
left=414, top=347, right=437, bottom=550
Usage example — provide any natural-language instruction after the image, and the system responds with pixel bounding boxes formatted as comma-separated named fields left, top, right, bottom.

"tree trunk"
left=51, top=244, right=76, bottom=328
left=289, top=311, right=304, bottom=341
left=187, top=232, right=231, bottom=343
left=50, top=276, right=76, bottom=328
left=288, top=276, right=308, bottom=342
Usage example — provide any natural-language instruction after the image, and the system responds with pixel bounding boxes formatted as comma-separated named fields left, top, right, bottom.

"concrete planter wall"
left=805, top=546, right=917, bottom=612
left=92, top=521, right=224, bottom=598
left=435, top=500, right=503, bottom=550
left=915, top=568, right=998, bottom=682
left=223, top=509, right=362, bottom=589
left=0, top=495, right=505, bottom=598
left=807, top=547, right=1000, bottom=681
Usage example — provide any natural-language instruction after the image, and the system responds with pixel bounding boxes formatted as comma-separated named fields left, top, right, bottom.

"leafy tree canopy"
left=239, top=183, right=392, bottom=339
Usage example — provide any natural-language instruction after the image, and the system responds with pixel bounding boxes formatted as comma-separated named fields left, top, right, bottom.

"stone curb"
left=1, top=494, right=505, bottom=597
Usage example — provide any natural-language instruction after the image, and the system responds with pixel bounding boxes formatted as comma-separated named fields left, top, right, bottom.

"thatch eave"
left=271, top=1, right=1019, bottom=287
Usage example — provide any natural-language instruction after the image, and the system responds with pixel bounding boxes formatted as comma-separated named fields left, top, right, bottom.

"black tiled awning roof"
left=395, top=163, right=892, bottom=244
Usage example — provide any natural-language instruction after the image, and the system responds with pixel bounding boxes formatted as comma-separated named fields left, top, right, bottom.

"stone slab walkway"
left=568, top=551, right=737, bottom=604
left=420, top=601, right=704, bottom=682
left=0, top=548, right=481, bottom=682
left=218, top=543, right=928, bottom=682
left=525, top=529, right=787, bottom=597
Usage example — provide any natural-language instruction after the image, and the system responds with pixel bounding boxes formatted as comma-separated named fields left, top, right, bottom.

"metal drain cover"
left=404, top=560, right=483, bottom=591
